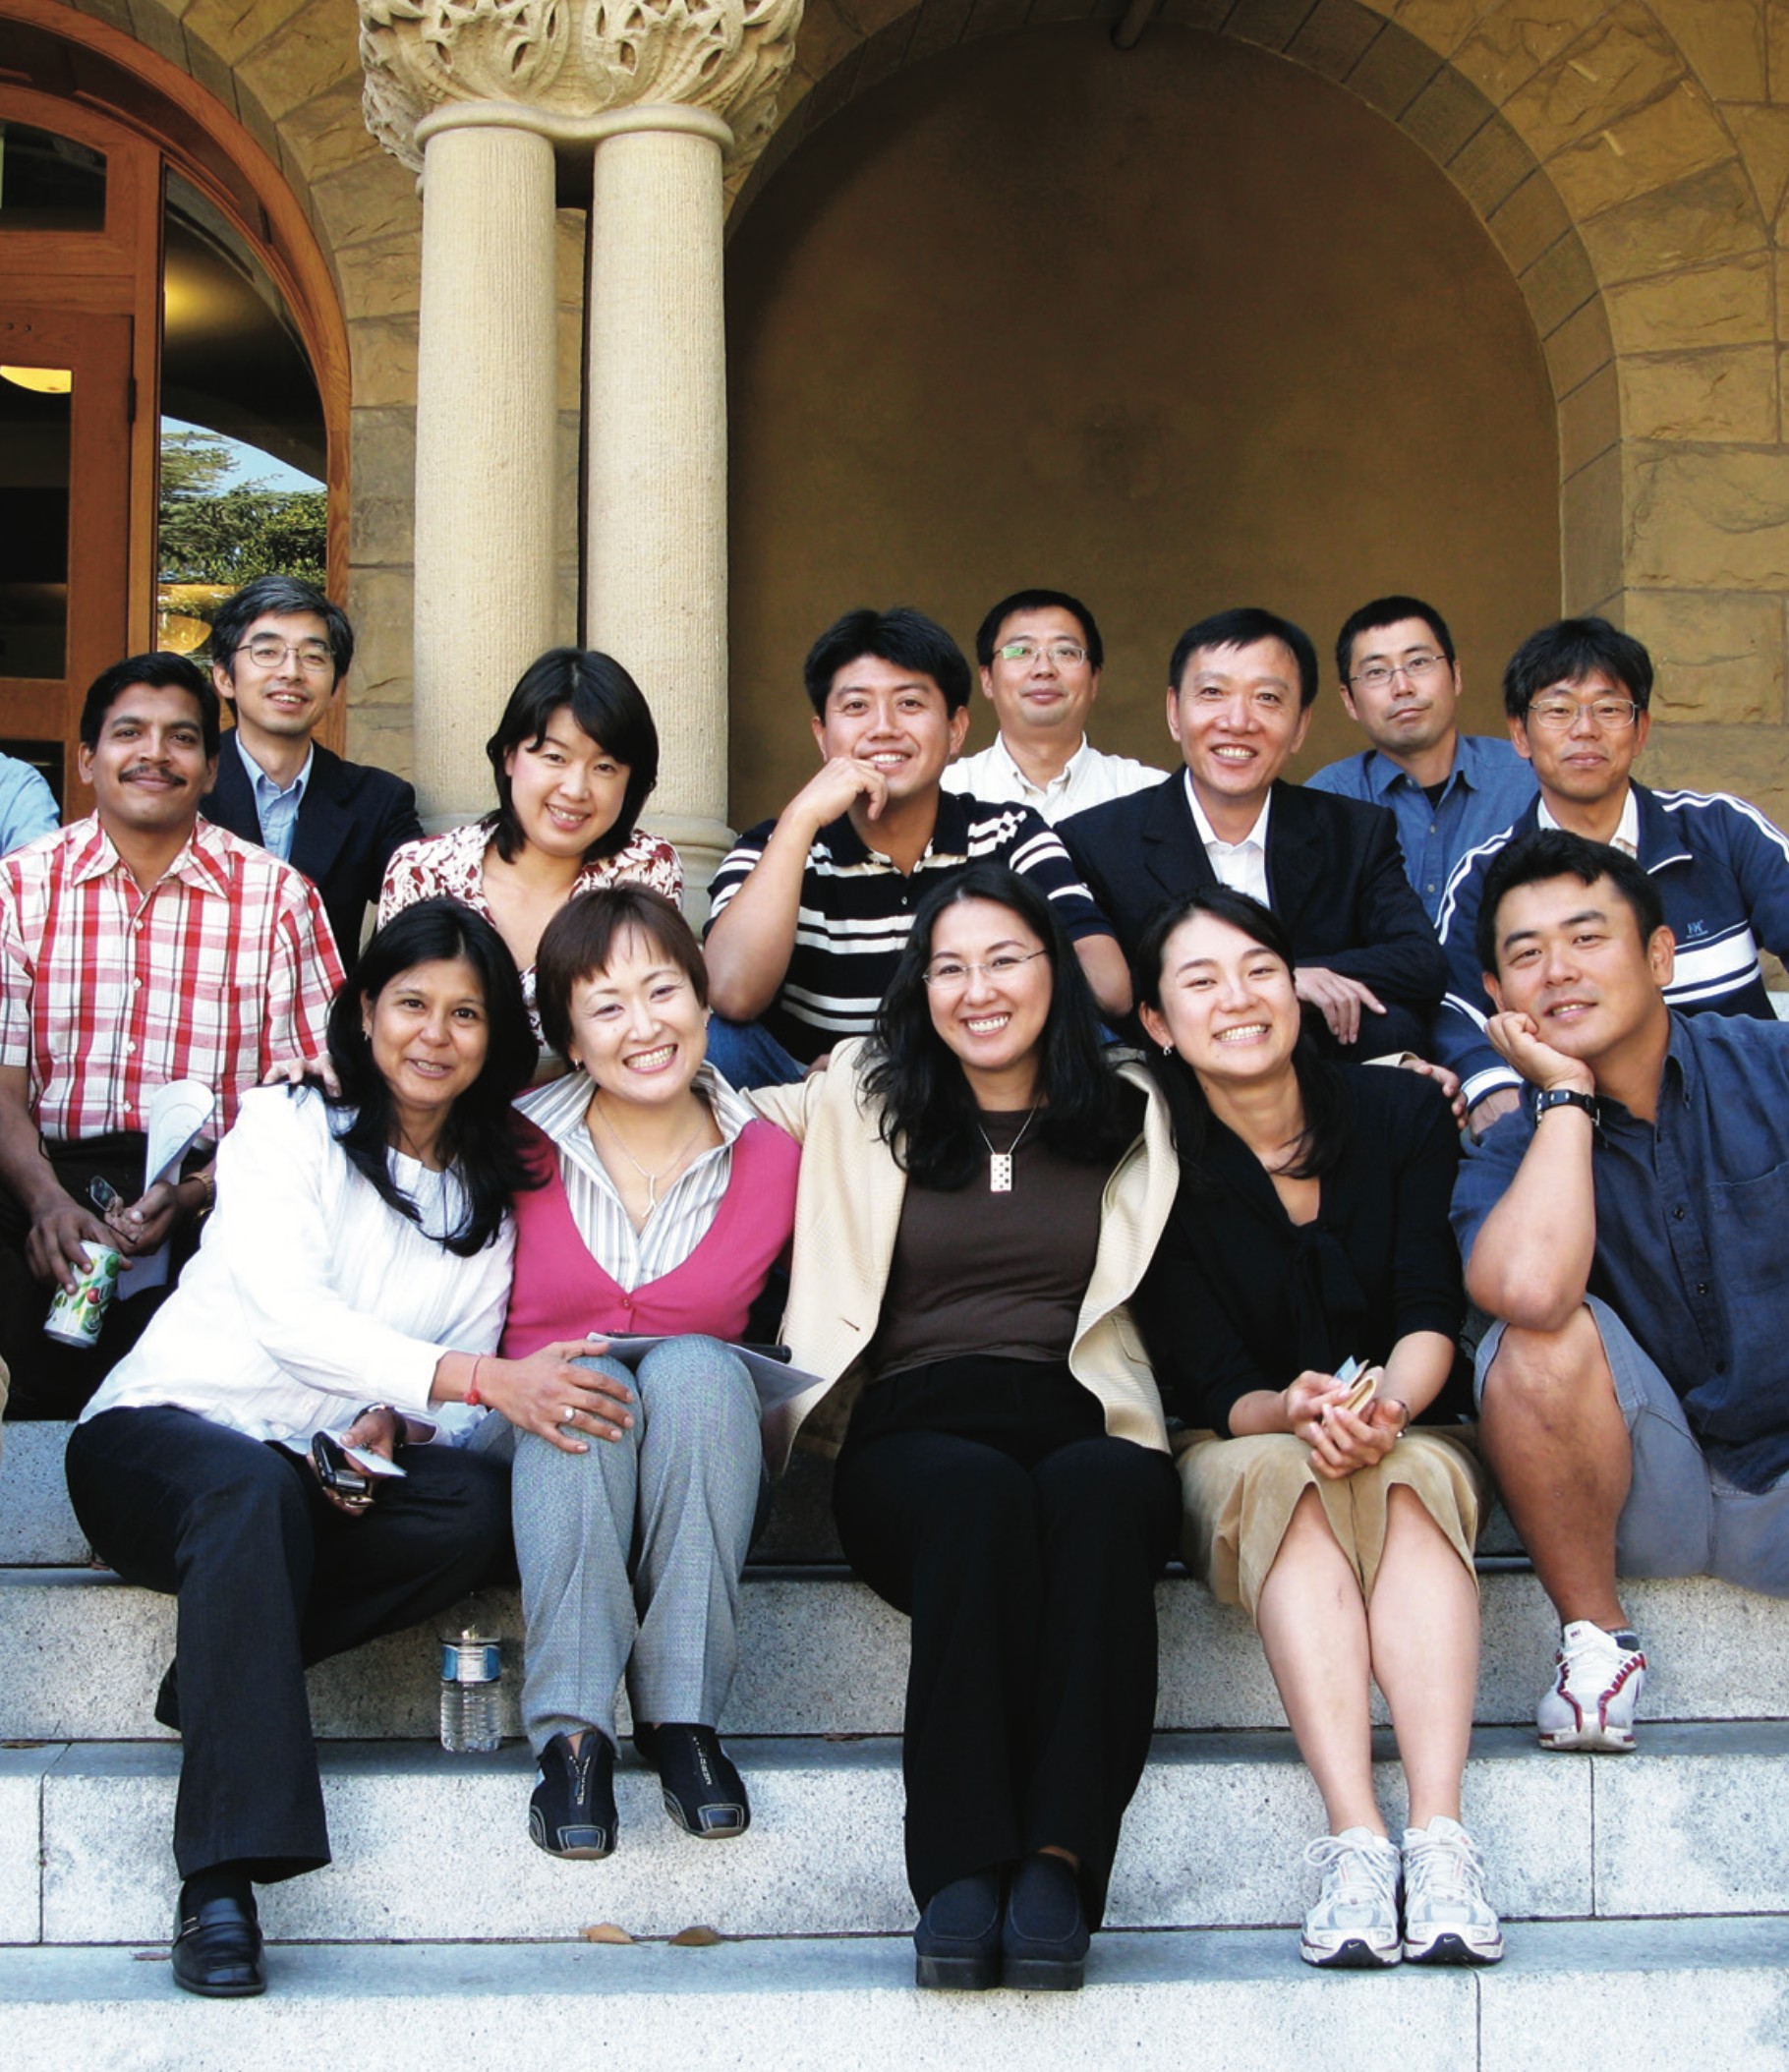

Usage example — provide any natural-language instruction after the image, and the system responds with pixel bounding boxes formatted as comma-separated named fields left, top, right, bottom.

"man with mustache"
left=0, top=652, right=342, bottom=1415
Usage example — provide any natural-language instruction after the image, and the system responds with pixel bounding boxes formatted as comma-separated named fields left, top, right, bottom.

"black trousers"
left=0, top=1133, right=197, bottom=1418
left=832, top=1360, right=1182, bottom=1923
left=66, top=1407, right=512, bottom=1883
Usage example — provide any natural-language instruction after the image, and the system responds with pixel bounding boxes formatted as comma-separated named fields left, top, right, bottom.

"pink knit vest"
left=499, top=1115, right=799, bottom=1356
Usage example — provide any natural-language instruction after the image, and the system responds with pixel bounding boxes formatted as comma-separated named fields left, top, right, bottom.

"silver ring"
left=559, top=1404, right=575, bottom=1424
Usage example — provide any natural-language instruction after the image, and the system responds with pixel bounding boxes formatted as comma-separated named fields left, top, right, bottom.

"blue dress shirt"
left=1306, top=734, right=1536, bottom=922
left=0, top=753, right=59, bottom=856
left=234, top=735, right=313, bottom=864
left=1452, top=1012, right=1789, bottom=1493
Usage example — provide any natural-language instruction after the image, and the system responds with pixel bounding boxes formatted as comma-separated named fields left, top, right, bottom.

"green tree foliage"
left=158, top=428, right=326, bottom=588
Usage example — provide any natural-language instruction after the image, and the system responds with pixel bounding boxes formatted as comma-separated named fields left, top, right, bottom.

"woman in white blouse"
left=377, top=650, right=683, bottom=1053
left=66, top=899, right=630, bottom=2002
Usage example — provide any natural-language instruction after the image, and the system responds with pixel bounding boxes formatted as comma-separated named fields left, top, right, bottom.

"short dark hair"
left=862, top=861, right=1137, bottom=1188
left=803, top=606, right=971, bottom=719
left=210, top=575, right=354, bottom=687
left=80, top=653, right=220, bottom=758
left=1335, top=595, right=1455, bottom=685
left=323, top=897, right=540, bottom=1256
left=485, top=648, right=661, bottom=864
left=534, top=885, right=708, bottom=1064
left=973, top=589, right=1104, bottom=670
left=1474, top=830, right=1667, bottom=979
left=1168, top=607, right=1320, bottom=711
left=1131, top=886, right=1350, bottom=1180
left=1503, top=617, right=1653, bottom=720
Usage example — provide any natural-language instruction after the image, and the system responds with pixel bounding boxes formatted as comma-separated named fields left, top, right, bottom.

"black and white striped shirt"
left=705, top=792, right=1114, bottom=1065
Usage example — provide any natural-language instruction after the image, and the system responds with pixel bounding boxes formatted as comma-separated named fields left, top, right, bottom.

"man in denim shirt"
left=1452, top=830, right=1789, bottom=1757
left=1306, top=595, right=1534, bottom=923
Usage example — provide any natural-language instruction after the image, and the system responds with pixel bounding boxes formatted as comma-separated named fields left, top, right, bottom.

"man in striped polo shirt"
left=1433, top=616, right=1789, bottom=1140
left=704, top=606, right=1127, bottom=1088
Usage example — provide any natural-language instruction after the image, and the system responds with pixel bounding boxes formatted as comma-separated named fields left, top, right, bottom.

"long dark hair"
left=484, top=648, right=660, bottom=864
left=1132, top=887, right=1352, bottom=1180
left=862, top=862, right=1136, bottom=1189
left=322, top=899, right=540, bottom=1254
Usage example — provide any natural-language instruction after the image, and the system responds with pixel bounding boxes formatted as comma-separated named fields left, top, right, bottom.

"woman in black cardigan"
left=1128, top=889, right=1501, bottom=1975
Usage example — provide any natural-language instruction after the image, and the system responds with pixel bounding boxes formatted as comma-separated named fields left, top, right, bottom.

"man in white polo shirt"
left=943, top=589, right=1163, bottom=824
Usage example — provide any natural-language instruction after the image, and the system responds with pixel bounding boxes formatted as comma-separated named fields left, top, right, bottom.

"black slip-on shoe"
left=1002, top=1853, right=1089, bottom=1990
left=913, top=1869, right=1004, bottom=1990
left=632, top=1722, right=750, bottom=1839
left=171, top=1893, right=265, bottom=1998
left=529, top=1730, right=617, bottom=1859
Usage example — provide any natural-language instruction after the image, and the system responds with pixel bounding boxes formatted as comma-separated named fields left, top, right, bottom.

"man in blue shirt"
left=1433, top=615, right=1789, bottom=1140
left=1306, top=595, right=1534, bottom=923
left=200, top=575, right=421, bottom=958
left=0, top=752, right=59, bottom=856
left=1452, top=830, right=1789, bottom=1758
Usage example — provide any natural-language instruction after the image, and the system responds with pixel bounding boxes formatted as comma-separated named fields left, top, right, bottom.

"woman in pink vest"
left=499, top=886, right=799, bottom=1862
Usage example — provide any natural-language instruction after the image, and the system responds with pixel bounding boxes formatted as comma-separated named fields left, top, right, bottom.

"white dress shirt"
left=1537, top=786, right=1641, bottom=857
left=1184, top=772, right=1273, bottom=906
left=943, top=734, right=1166, bottom=824
left=81, top=1086, right=513, bottom=1443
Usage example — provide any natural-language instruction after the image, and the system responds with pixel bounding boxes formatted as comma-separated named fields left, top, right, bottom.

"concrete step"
left=7, top=1721, right=1786, bottom=1946
left=4, top=1917, right=1788, bottom=2072
left=8, top=1560, right=1788, bottom=1744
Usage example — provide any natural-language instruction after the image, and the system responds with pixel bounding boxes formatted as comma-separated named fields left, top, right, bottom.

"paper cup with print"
left=43, top=1242, right=122, bottom=1349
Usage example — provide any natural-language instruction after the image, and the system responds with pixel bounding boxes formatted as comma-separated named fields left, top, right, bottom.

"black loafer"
left=529, top=1730, right=616, bottom=1859
left=914, top=1869, right=1004, bottom=1990
left=632, top=1723, right=750, bottom=1839
left=171, top=1893, right=265, bottom=1998
left=1002, top=1853, right=1088, bottom=1990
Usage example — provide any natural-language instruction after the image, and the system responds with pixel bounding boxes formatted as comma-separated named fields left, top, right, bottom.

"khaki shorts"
left=1174, top=1425, right=1487, bottom=1622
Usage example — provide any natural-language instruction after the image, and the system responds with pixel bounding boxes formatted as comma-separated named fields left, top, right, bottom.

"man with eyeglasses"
left=200, top=575, right=422, bottom=958
left=941, top=589, right=1164, bottom=823
left=1306, top=595, right=1535, bottom=921
left=1434, top=616, right=1789, bottom=1139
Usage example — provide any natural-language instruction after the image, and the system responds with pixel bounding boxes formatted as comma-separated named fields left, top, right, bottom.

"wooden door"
left=0, top=305, right=133, bottom=812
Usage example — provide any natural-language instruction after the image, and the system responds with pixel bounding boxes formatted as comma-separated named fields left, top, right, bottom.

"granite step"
left=5, top=1721, right=1786, bottom=1946
left=4, top=1917, right=1788, bottom=2072
left=7, top=1561, right=1787, bottom=1744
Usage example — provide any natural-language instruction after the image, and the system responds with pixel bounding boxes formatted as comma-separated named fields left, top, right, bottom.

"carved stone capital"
left=359, top=0, right=802, bottom=174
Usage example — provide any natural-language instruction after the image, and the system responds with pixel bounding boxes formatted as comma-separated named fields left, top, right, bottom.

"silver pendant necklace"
left=589, top=1097, right=710, bottom=1220
left=976, top=1107, right=1038, bottom=1193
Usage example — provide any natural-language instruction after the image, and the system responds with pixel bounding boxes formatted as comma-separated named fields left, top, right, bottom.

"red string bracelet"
left=465, top=1356, right=485, bottom=1410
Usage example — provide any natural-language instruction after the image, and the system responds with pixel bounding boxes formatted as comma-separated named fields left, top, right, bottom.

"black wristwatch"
left=1533, top=1087, right=1598, bottom=1123
left=354, top=1403, right=408, bottom=1450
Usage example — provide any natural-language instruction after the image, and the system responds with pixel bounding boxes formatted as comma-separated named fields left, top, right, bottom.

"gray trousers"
left=506, top=1337, right=765, bottom=1752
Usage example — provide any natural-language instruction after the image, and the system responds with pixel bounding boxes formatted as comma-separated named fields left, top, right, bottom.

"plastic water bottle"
left=439, top=1628, right=502, bottom=1753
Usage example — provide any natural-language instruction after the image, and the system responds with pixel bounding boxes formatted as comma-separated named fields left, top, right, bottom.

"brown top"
left=869, top=1111, right=1109, bottom=1381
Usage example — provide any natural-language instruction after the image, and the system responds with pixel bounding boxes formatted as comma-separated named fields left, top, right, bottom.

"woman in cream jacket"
left=747, top=862, right=1179, bottom=1994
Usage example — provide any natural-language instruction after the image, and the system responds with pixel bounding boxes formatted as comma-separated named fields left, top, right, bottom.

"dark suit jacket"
left=1060, top=774, right=1448, bottom=1062
left=202, top=735, right=422, bottom=964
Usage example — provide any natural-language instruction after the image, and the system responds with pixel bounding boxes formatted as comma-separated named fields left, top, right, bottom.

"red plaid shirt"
left=0, top=814, right=344, bottom=1142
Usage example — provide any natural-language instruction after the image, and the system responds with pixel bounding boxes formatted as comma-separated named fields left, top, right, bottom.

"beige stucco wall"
left=35, top=0, right=1789, bottom=835
left=723, top=20, right=1561, bottom=824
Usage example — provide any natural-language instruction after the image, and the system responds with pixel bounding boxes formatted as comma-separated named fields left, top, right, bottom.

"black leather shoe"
left=913, top=1869, right=1004, bottom=1990
left=171, top=1893, right=265, bottom=1998
left=1002, top=1853, right=1088, bottom=1990
left=632, top=1722, right=750, bottom=1839
left=529, top=1730, right=616, bottom=1859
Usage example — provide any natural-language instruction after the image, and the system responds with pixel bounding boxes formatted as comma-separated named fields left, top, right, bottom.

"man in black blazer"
left=200, top=576, right=422, bottom=963
left=1061, top=606, right=1446, bottom=1062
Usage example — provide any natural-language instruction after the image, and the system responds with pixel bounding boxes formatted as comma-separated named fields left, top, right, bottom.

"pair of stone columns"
left=359, top=0, right=801, bottom=888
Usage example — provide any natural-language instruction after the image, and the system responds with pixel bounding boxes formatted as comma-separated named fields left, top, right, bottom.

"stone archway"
left=734, top=0, right=1789, bottom=814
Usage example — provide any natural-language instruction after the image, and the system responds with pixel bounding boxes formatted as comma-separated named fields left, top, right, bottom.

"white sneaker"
left=1401, top=1816, right=1504, bottom=1966
left=1536, top=1620, right=1646, bottom=1752
left=1299, top=1827, right=1402, bottom=1969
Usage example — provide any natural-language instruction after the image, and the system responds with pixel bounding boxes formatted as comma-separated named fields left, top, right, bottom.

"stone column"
left=585, top=114, right=731, bottom=891
left=360, top=0, right=801, bottom=871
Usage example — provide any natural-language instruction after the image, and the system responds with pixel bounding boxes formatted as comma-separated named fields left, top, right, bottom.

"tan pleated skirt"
left=1174, top=1425, right=1487, bottom=1622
